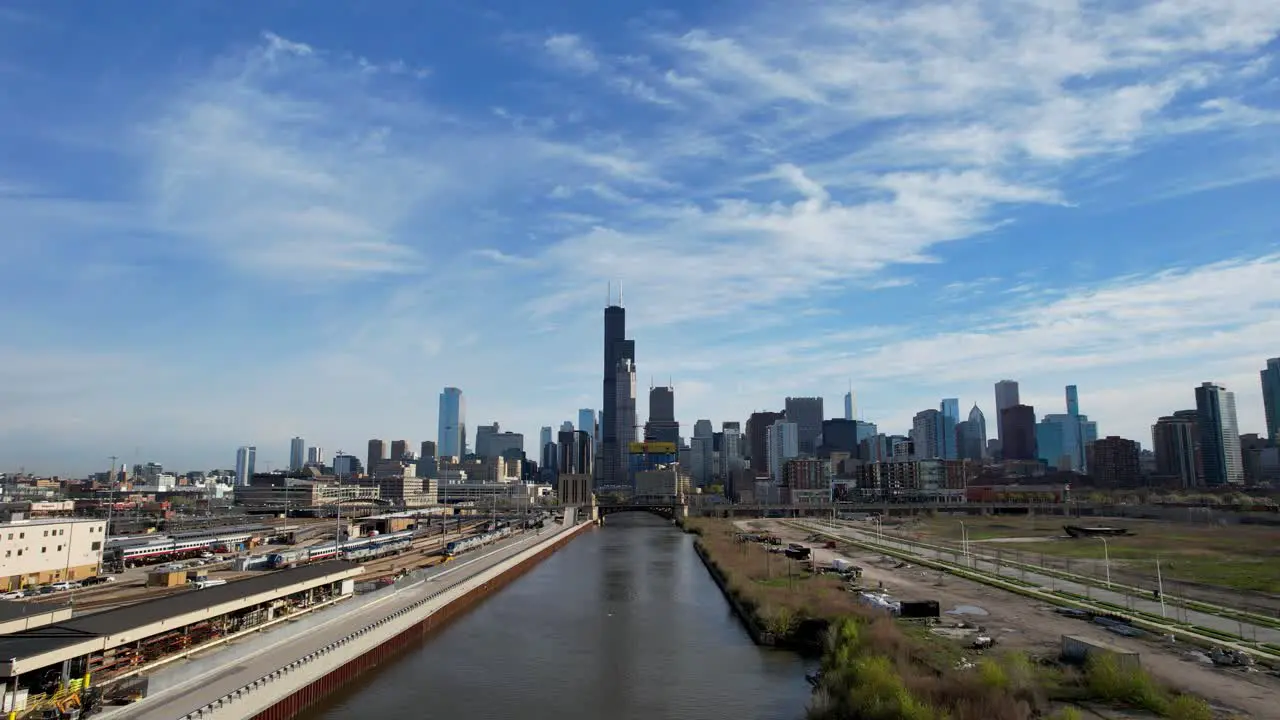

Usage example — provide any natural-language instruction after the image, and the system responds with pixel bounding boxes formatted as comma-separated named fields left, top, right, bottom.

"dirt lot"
left=745, top=519, right=1280, bottom=719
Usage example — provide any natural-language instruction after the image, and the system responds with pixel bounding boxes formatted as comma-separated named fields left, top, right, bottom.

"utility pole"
left=106, top=456, right=118, bottom=539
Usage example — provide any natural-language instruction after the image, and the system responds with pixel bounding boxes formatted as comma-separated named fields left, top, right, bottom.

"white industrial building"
left=1, top=517, right=106, bottom=591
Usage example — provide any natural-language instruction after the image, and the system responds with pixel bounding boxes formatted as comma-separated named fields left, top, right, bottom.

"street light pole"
left=1156, top=555, right=1166, bottom=618
left=335, top=451, right=344, bottom=561
left=958, top=520, right=969, bottom=565
left=1097, top=537, right=1111, bottom=589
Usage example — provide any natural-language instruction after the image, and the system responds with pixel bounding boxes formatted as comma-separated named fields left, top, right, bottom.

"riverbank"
left=688, top=518, right=1221, bottom=720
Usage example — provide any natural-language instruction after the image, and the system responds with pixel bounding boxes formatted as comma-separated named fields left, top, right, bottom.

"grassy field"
left=898, top=515, right=1280, bottom=594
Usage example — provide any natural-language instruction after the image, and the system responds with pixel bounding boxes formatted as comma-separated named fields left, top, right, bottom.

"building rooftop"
left=0, top=562, right=361, bottom=675
left=0, top=516, right=104, bottom=527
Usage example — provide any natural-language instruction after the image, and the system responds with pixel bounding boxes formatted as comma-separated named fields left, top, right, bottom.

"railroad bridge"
left=593, top=497, right=689, bottom=523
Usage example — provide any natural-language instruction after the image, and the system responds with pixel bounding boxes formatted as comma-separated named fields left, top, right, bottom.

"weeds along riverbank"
left=684, top=518, right=1222, bottom=720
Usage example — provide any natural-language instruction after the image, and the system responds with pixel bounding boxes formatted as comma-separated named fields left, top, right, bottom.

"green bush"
left=1085, top=654, right=1168, bottom=715
left=1166, top=694, right=1212, bottom=720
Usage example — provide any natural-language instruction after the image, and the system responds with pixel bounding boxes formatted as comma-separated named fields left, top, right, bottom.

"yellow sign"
left=628, top=441, right=677, bottom=454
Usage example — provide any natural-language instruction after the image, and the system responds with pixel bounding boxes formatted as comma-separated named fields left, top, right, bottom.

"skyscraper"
left=912, top=409, right=941, bottom=459
left=766, top=420, right=799, bottom=483
left=367, top=439, right=386, bottom=475
left=690, top=419, right=714, bottom=487
left=746, top=411, right=784, bottom=472
left=967, top=404, right=987, bottom=459
left=1195, top=382, right=1244, bottom=485
left=938, top=398, right=960, bottom=460
left=438, top=387, right=466, bottom=459
left=615, top=358, right=639, bottom=484
left=540, top=426, right=553, bottom=453
left=578, top=409, right=597, bottom=445
left=1152, top=413, right=1199, bottom=488
left=843, top=389, right=855, bottom=421
left=644, top=385, right=680, bottom=445
left=1000, top=405, right=1037, bottom=461
left=289, top=437, right=305, bottom=472
left=784, top=397, right=824, bottom=455
left=390, top=440, right=409, bottom=461
left=1263, top=358, right=1280, bottom=444
left=475, top=423, right=500, bottom=458
left=601, top=301, right=636, bottom=487
left=307, top=446, right=324, bottom=465
left=994, top=380, right=1020, bottom=441
left=234, top=446, right=256, bottom=486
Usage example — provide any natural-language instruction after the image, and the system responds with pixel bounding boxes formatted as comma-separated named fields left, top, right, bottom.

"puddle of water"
left=945, top=604, right=990, bottom=616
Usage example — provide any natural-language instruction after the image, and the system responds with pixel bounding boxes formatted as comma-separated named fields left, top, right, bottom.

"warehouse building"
left=0, top=562, right=363, bottom=714
left=1, top=517, right=106, bottom=591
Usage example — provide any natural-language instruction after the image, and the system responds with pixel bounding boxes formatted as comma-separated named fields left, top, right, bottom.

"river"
left=304, top=514, right=815, bottom=720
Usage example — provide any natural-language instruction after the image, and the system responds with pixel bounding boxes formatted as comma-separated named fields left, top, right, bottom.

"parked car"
left=49, top=581, right=82, bottom=592
left=0, top=590, right=26, bottom=600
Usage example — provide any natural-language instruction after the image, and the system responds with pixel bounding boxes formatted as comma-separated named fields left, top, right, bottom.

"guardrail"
left=176, top=524, right=579, bottom=719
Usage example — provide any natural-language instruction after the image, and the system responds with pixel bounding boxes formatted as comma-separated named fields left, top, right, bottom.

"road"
left=104, top=516, right=577, bottom=720
left=796, top=519, right=1280, bottom=645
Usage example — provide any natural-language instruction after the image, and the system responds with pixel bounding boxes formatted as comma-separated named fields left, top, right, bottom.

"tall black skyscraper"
left=644, top=385, right=680, bottom=445
left=601, top=301, right=635, bottom=487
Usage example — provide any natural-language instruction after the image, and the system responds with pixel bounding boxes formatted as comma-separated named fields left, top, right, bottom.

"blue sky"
left=2, top=1, right=1279, bottom=475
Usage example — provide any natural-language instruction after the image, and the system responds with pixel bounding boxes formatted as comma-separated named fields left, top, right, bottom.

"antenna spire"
left=607, top=281, right=612, bottom=306
left=619, top=280, right=623, bottom=306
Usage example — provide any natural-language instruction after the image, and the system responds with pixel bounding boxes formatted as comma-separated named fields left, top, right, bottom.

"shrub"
left=1085, top=654, right=1168, bottom=715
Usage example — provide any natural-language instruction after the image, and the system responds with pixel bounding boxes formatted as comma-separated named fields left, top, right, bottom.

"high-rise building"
left=938, top=398, right=960, bottom=460
left=390, top=440, right=409, bottom=461
left=574, top=430, right=594, bottom=478
left=644, top=385, right=680, bottom=445
left=1088, top=436, right=1141, bottom=487
left=1195, top=382, right=1244, bottom=485
left=994, top=380, right=1020, bottom=442
left=1036, top=419, right=1066, bottom=469
left=366, top=439, right=386, bottom=476
left=417, top=441, right=437, bottom=479
left=475, top=423, right=500, bottom=458
left=956, top=420, right=983, bottom=461
left=438, top=387, right=466, bottom=459
left=601, top=302, right=636, bottom=488
left=306, top=446, right=324, bottom=465
left=234, top=446, right=257, bottom=486
left=1000, top=405, right=1037, bottom=461
left=558, top=429, right=579, bottom=475
left=843, top=389, right=855, bottom=421
left=614, top=358, right=639, bottom=483
left=967, top=404, right=987, bottom=459
left=333, top=452, right=361, bottom=477
left=746, top=411, right=784, bottom=472
left=1263, top=358, right=1280, bottom=444
left=784, top=397, right=824, bottom=455
left=766, top=420, right=799, bottom=483
left=911, top=409, right=941, bottom=459
left=578, top=409, right=597, bottom=445
left=1152, top=414, right=1199, bottom=488
left=819, top=419, right=876, bottom=456
left=689, top=419, right=714, bottom=487
left=289, top=437, right=305, bottom=471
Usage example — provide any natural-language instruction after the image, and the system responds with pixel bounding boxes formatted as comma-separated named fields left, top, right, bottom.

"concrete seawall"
left=242, top=521, right=590, bottom=720
left=116, top=515, right=591, bottom=720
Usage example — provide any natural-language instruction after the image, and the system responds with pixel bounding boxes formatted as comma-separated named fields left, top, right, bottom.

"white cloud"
left=3, top=5, right=1279, bottom=473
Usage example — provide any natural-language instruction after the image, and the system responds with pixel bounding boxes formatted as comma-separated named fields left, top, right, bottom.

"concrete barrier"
left=175, top=517, right=590, bottom=720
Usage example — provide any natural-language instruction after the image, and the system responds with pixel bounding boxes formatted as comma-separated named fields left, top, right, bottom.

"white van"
left=191, top=578, right=227, bottom=589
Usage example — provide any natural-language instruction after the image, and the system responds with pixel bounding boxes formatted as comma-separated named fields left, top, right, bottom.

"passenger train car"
left=266, top=530, right=414, bottom=569
left=443, top=525, right=513, bottom=559
left=105, top=531, right=256, bottom=568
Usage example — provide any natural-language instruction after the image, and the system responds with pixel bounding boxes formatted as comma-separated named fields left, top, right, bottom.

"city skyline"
left=2, top=3, right=1279, bottom=473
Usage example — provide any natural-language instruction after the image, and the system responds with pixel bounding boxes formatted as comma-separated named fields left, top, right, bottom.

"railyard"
left=0, top=509, right=555, bottom=718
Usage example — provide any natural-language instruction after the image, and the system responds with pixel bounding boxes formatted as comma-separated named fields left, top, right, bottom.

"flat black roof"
left=0, top=562, right=358, bottom=666
left=0, top=600, right=68, bottom=622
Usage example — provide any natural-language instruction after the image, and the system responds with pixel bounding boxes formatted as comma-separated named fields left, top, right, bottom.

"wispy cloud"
left=1, top=2, right=1277, bottom=472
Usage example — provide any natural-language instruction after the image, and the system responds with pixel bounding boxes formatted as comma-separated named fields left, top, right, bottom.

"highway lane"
left=104, top=517, right=579, bottom=720
left=795, top=519, right=1280, bottom=645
